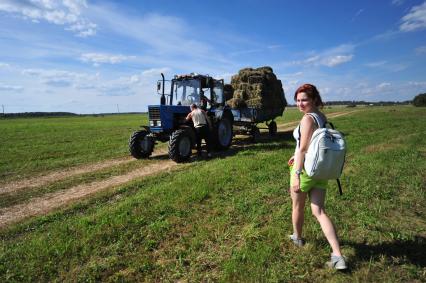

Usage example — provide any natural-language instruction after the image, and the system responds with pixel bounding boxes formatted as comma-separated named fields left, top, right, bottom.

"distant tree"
left=413, top=93, right=426, bottom=107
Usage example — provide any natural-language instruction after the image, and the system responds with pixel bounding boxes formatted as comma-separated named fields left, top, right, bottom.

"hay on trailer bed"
left=227, top=66, right=287, bottom=112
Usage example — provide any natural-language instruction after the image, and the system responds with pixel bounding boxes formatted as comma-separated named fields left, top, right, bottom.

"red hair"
left=294, top=84, right=324, bottom=108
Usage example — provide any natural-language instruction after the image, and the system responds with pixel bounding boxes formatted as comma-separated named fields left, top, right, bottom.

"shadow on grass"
left=344, top=236, right=426, bottom=268
left=188, top=129, right=295, bottom=162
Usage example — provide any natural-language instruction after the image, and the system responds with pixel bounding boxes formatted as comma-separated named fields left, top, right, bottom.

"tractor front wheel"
left=168, top=129, right=193, bottom=163
left=129, top=130, right=154, bottom=159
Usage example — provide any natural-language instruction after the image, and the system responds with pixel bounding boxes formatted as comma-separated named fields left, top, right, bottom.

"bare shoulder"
left=301, top=114, right=316, bottom=127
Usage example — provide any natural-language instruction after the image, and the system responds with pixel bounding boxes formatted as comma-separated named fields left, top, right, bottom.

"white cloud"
left=0, top=62, right=10, bottom=68
left=289, top=44, right=354, bottom=67
left=89, top=6, right=217, bottom=61
left=364, top=61, right=407, bottom=72
left=408, top=81, right=426, bottom=86
left=392, top=0, right=405, bottom=6
left=80, top=53, right=134, bottom=66
left=400, top=2, right=426, bottom=32
left=0, top=83, right=24, bottom=91
left=0, top=0, right=97, bottom=37
left=377, top=82, right=391, bottom=90
left=415, top=45, right=426, bottom=54
left=21, top=68, right=98, bottom=88
left=365, top=61, right=387, bottom=67
left=323, top=55, right=354, bottom=67
left=351, top=9, right=364, bottom=22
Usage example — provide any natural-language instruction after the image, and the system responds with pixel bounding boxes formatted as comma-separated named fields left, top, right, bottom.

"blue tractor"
left=129, top=73, right=234, bottom=162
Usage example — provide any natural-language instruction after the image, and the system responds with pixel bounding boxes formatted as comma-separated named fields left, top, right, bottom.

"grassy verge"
left=1, top=106, right=424, bottom=282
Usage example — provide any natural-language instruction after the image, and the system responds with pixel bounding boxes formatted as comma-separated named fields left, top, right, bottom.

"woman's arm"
left=291, top=115, right=316, bottom=192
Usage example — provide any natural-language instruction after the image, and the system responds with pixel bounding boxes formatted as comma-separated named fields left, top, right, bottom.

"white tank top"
left=293, top=112, right=326, bottom=151
left=191, top=109, right=207, bottom=128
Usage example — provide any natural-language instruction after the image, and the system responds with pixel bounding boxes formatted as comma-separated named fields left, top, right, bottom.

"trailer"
left=231, top=106, right=283, bottom=142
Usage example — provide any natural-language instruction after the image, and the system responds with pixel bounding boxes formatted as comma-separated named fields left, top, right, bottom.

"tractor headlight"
left=157, top=120, right=161, bottom=127
left=149, top=120, right=154, bottom=127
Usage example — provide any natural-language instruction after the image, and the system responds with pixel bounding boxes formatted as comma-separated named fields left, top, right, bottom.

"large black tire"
left=251, top=127, right=260, bottom=143
left=129, top=130, right=154, bottom=159
left=215, top=117, right=233, bottom=149
left=268, top=121, right=277, bottom=136
left=168, top=129, right=192, bottom=163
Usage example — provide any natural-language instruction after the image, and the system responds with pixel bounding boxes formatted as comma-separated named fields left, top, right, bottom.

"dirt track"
left=0, top=110, right=358, bottom=228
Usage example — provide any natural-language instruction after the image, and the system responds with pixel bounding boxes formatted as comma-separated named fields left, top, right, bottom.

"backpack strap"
left=306, top=112, right=326, bottom=128
left=297, top=113, right=325, bottom=148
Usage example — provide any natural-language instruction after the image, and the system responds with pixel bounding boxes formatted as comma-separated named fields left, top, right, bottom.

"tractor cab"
left=159, top=73, right=225, bottom=110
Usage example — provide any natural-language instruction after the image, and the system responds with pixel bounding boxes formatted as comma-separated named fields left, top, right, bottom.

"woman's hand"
left=291, top=174, right=301, bottom=193
left=288, top=156, right=294, bottom=166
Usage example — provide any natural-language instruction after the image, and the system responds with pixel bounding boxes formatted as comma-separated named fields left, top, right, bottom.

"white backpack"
left=301, top=113, right=346, bottom=190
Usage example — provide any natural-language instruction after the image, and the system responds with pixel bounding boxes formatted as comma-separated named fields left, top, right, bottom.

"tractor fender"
left=141, top=125, right=151, bottom=132
left=178, top=125, right=196, bottom=147
left=213, top=107, right=234, bottom=124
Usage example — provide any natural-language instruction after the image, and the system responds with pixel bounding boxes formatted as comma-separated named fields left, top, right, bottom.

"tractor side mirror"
left=157, top=81, right=162, bottom=93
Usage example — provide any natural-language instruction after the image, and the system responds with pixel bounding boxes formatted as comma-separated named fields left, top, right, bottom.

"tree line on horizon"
left=1, top=94, right=425, bottom=118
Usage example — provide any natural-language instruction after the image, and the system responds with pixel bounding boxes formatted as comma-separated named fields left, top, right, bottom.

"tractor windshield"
left=173, top=79, right=201, bottom=106
left=212, top=80, right=224, bottom=105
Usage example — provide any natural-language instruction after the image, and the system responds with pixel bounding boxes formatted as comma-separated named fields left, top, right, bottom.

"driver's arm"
left=185, top=111, right=193, bottom=121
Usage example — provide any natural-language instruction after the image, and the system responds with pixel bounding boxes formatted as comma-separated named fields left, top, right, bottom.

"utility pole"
left=116, top=104, right=120, bottom=114
left=2, top=104, right=4, bottom=116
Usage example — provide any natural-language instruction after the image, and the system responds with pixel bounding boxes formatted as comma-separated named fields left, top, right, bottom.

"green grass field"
left=0, top=106, right=425, bottom=282
left=0, top=114, right=147, bottom=184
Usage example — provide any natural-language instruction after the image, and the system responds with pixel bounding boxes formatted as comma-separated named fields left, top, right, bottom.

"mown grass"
left=0, top=105, right=349, bottom=185
left=0, top=114, right=147, bottom=183
left=1, top=106, right=425, bottom=282
left=0, top=158, right=157, bottom=209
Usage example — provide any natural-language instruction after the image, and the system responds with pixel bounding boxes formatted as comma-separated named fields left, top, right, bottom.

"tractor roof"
left=174, top=73, right=219, bottom=81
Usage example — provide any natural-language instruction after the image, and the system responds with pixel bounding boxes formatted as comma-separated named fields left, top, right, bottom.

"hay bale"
left=226, top=66, right=287, bottom=114
left=248, top=76, right=264, bottom=84
left=228, top=98, right=247, bottom=109
left=233, top=89, right=248, bottom=100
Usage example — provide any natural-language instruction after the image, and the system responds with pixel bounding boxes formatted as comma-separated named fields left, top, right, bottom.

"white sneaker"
left=289, top=234, right=305, bottom=247
left=326, top=255, right=348, bottom=270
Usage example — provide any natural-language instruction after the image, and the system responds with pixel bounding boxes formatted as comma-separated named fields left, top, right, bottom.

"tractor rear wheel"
left=169, top=129, right=192, bottom=162
left=268, top=121, right=277, bottom=136
left=251, top=127, right=260, bottom=143
left=129, top=130, right=154, bottom=159
left=215, top=117, right=233, bottom=149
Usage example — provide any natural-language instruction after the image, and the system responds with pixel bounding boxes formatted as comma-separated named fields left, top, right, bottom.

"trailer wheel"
left=129, top=130, right=154, bottom=159
left=268, top=121, right=277, bottom=136
left=251, top=127, right=260, bottom=143
left=216, top=117, right=233, bottom=149
left=169, top=129, right=192, bottom=162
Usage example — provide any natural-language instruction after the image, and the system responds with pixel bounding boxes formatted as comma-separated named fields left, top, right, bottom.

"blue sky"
left=0, top=0, right=426, bottom=113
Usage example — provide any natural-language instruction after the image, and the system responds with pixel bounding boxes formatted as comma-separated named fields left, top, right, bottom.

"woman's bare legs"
left=309, top=187, right=342, bottom=256
left=290, top=190, right=307, bottom=238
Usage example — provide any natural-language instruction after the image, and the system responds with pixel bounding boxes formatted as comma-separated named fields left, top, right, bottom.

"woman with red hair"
left=288, top=84, right=347, bottom=270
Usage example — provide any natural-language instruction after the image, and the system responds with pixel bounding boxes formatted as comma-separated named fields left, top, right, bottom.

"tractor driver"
left=186, top=103, right=212, bottom=158
left=200, top=89, right=211, bottom=111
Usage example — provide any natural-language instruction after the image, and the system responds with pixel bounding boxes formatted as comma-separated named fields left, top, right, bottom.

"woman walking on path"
left=288, top=83, right=347, bottom=270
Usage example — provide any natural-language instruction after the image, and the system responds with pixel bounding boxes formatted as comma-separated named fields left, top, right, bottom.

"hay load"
left=226, top=67, right=287, bottom=116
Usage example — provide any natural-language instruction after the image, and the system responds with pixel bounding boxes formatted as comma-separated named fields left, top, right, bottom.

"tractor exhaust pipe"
left=160, top=73, right=166, bottom=105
